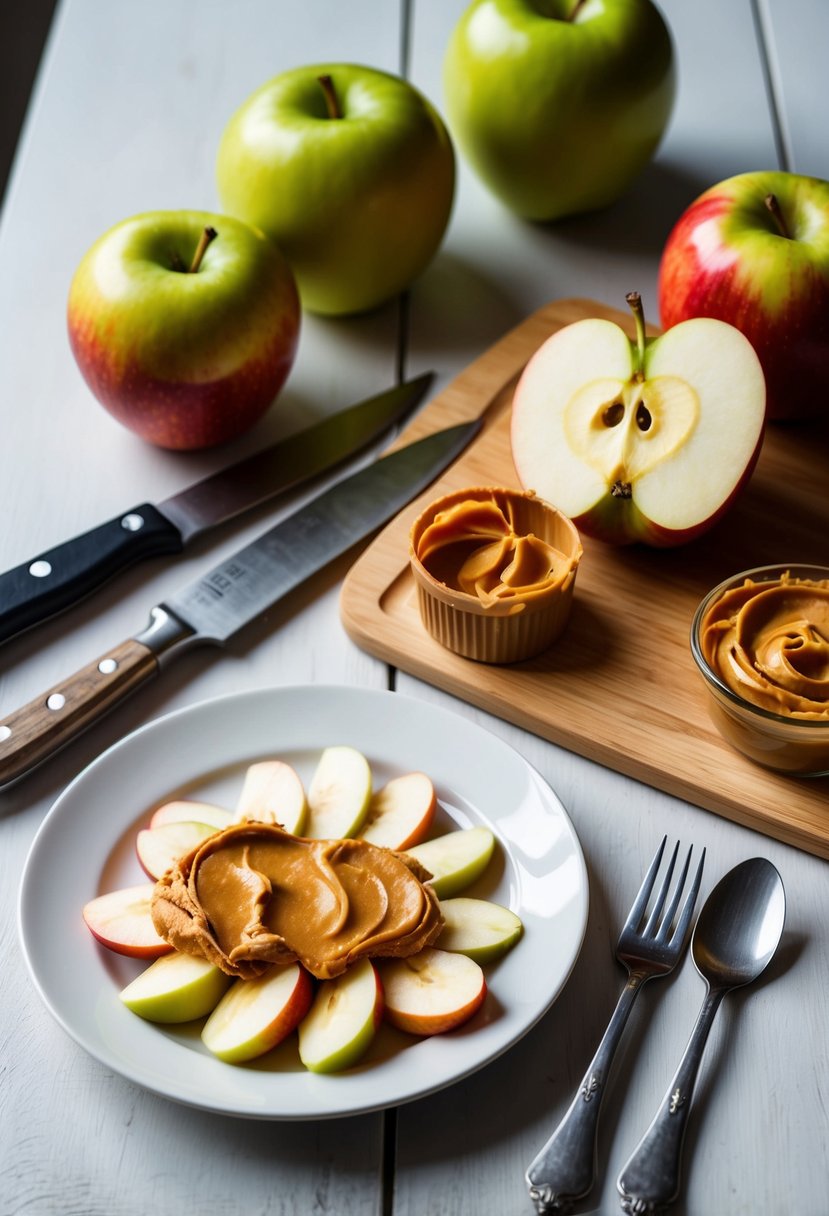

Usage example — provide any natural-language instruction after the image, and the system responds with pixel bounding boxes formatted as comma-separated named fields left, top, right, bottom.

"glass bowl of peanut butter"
left=691, top=564, right=829, bottom=775
left=409, top=486, right=582, bottom=664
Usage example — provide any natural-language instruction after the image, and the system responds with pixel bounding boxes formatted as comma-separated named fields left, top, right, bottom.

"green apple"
left=443, top=0, right=675, bottom=221
left=380, top=948, right=486, bottom=1035
left=305, top=746, right=372, bottom=839
left=298, top=958, right=383, bottom=1073
left=358, top=772, right=437, bottom=850
left=233, top=760, right=307, bottom=835
left=511, top=293, right=766, bottom=545
left=202, top=964, right=313, bottom=1063
left=436, top=897, right=523, bottom=962
left=120, top=951, right=231, bottom=1023
left=659, top=170, right=829, bottom=421
left=135, top=820, right=218, bottom=880
left=216, top=64, right=455, bottom=315
left=67, top=210, right=300, bottom=449
left=405, top=827, right=495, bottom=898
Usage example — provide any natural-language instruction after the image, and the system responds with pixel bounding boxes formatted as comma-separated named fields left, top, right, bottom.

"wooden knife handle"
left=0, top=638, right=159, bottom=786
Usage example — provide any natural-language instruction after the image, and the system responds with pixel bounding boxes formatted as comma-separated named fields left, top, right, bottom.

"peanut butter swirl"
left=700, top=573, right=829, bottom=719
left=151, top=822, right=443, bottom=980
left=414, top=493, right=576, bottom=609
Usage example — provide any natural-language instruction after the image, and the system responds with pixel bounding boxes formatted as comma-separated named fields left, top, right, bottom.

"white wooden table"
left=1, top=3, right=826, bottom=1213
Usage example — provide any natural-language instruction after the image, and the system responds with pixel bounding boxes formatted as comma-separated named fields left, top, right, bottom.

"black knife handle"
left=0, top=504, right=183, bottom=644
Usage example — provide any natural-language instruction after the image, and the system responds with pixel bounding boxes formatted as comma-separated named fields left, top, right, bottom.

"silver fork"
left=525, top=836, right=706, bottom=1216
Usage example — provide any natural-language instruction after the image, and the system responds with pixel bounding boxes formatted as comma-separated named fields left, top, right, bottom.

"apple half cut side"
left=297, top=958, right=383, bottom=1074
left=202, top=963, right=314, bottom=1064
left=120, top=951, right=232, bottom=1023
left=149, top=800, right=233, bottom=831
left=511, top=296, right=766, bottom=546
left=232, top=760, right=307, bottom=835
left=136, top=820, right=219, bottom=880
left=358, top=772, right=437, bottom=851
left=380, top=947, right=486, bottom=1035
left=82, top=884, right=173, bottom=959
left=436, top=897, right=523, bottom=963
left=405, top=827, right=495, bottom=899
left=304, top=746, right=372, bottom=839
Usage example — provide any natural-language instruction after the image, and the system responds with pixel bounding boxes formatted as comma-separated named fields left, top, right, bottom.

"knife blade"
left=0, top=419, right=479, bottom=786
left=0, top=373, right=433, bottom=646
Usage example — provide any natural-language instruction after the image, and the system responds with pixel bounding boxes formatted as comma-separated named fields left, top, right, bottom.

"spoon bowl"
left=692, top=857, right=786, bottom=989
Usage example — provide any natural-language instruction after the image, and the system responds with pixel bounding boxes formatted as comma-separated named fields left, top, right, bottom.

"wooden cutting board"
left=340, top=299, right=829, bottom=859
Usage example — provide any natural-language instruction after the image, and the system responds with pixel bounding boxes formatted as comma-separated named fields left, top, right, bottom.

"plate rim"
left=18, top=682, right=589, bottom=1120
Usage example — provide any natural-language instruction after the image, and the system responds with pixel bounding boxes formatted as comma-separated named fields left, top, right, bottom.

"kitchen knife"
left=0, top=373, right=433, bottom=646
left=0, top=419, right=479, bottom=786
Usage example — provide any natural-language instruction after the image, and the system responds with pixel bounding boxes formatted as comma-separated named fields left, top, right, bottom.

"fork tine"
left=670, top=845, right=706, bottom=946
left=624, top=834, right=667, bottom=931
left=644, top=839, right=680, bottom=936
left=654, top=843, right=693, bottom=943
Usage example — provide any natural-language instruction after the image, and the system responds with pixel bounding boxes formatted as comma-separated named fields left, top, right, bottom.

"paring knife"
left=0, top=420, right=480, bottom=786
left=0, top=373, right=434, bottom=646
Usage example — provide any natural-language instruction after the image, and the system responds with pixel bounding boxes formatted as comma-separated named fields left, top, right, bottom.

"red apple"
left=149, top=800, right=232, bottom=831
left=202, top=963, right=313, bottom=1063
left=82, top=884, right=173, bottom=959
left=511, top=293, right=766, bottom=546
left=358, top=772, right=437, bottom=850
left=67, top=209, right=300, bottom=450
left=658, top=170, right=829, bottom=422
left=380, top=947, right=486, bottom=1035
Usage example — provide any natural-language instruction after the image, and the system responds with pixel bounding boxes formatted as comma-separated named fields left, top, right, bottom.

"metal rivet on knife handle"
left=0, top=640, right=160, bottom=786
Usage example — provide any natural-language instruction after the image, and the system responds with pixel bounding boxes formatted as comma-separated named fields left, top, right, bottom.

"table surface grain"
left=1, top=4, right=826, bottom=1215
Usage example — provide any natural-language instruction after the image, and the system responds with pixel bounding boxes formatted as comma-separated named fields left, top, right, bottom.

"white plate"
left=19, top=685, right=588, bottom=1120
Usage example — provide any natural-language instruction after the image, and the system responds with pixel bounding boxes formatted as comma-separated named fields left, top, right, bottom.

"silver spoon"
left=617, top=857, right=786, bottom=1214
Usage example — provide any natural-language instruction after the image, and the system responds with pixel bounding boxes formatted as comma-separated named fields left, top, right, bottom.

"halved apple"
left=202, top=963, right=313, bottom=1063
left=233, top=759, right=307, bottom=834
left=358, top=772, right=437, bottom=850
left=149, top=800, right=233, bottom=831
left=380, top=947, right=486, bottom=1035
left=510, top=293, right=766, bottom=546
left=406, top=827, right=495, bottom=898
left=136, top=820, right=218, bottom=880
left=437, top=897, right=523, bottom=962
left=82, top=884, right=173, bottom=959
left=297, top=958, right=383, bottom=1073
left=120, top=951, right=231, bottom=1023
left=305, top=746, right=372, bottom=839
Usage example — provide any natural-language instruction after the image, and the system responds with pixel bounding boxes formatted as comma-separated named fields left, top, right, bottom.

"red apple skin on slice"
left=380, top=947, right=486, bottom=1036
left=358, top=772, right=437, bottom=851
left=202, top=963, right=314, bottom=1064
left=82, top=884, right=173, bottom=959
left=149, top=800, right=232, bottom=831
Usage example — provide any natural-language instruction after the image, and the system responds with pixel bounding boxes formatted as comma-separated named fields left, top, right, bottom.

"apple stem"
left=318, top=74, right=342, bottom=120
left=567, top=0, right=589, bottom=19
left=189, top=226, right=217, bottom=273
left=626, top=291, right=647, bottom=380
left=764, top=193, right=791, bottom=239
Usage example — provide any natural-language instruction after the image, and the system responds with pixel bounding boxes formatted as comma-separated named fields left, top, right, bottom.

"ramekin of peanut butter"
left=409, top=486, right=582, bottom=664
left=691, top=564, right=829, bottom=776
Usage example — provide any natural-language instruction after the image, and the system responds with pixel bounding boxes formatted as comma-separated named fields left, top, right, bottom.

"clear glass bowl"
left=690, top=563, right=829, bottom=776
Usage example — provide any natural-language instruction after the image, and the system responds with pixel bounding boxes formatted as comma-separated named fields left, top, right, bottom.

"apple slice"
left=120, top=951, right=231, bottom=1023
left=233, top=760, right=307, bottom=835
left=405, top=827, right=495, bottom=898
left=380, top=947, right=486, bottom=1035
left=136, top=820, right=218, bottom=880
left=149, top=800, right=233, bottom=831
left=436, top=897, right=523, bottom=962
left=202, top=963, right=314, bottom=1063
left=358, top=772, right=437, bottom=851
left=82, top=884, right=173, bottom=959
left=304, top=746, right=372, bottom=839
left=297, top=959, right=383, bottom=1074
left=510, top=293, right=766, bottom=546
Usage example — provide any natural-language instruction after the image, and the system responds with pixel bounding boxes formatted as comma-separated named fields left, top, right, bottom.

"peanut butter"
left=414, top=490, right=577, bottom=610
left=700, top=572, right=829, bottom=719
left=151, top=823, right=443, bottom=980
